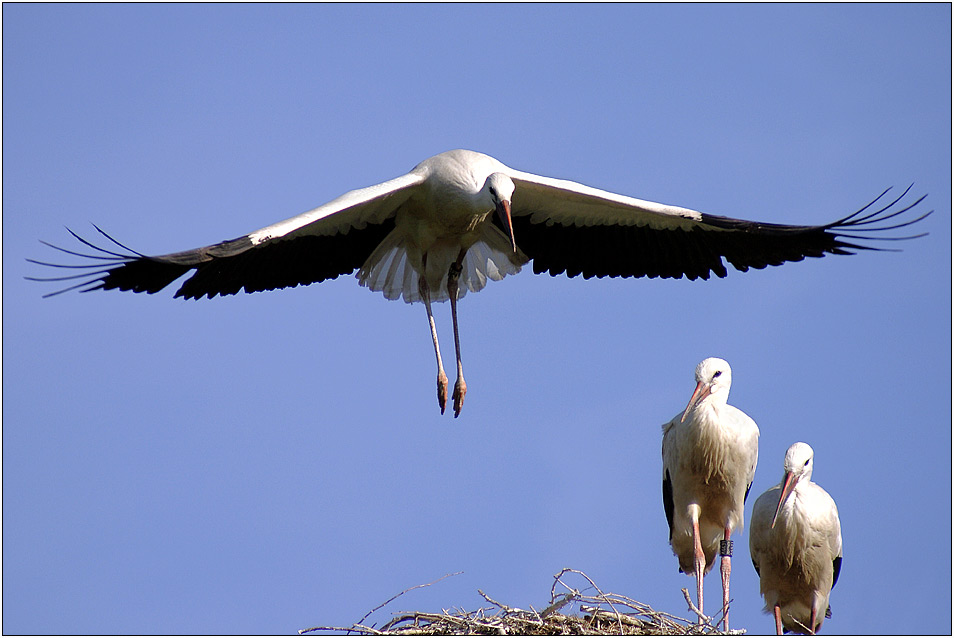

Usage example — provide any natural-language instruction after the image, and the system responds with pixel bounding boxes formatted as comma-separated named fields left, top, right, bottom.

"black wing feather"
left=29, top=220, right=396, bottom=300
left=33, top=186, right=929, bottom=297
left=173, top=221, right=395, bottom=299
left=506, top=187, right=929, bottom=281
left=662, top=469, right=675, bottom=541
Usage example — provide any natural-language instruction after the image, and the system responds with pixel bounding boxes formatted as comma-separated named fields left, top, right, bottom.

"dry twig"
left=300, top=568, right=744, bottom=635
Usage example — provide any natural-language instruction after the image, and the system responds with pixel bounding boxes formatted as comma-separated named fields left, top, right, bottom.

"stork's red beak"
left=680, top=381, right=711, bottom=423
left=771, top=471, right=798, bottom=528
left=496, top=199, right=516, bottom=253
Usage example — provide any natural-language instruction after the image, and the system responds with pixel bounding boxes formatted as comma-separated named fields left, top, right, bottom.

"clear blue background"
left=3, top=4, right=950, bottom=635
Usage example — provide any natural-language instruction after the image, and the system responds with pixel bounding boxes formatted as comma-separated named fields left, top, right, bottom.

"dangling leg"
left=720, top=526, right=733, bottom=632
left=447, top=248, right=467, bottom=417
left=419, top=255, right=448, bottom=414
left=691, top=514, right=705, bottom=623
left=774, top=603, right=783, bottom=635
left=809, top=598, right=818, bottom=635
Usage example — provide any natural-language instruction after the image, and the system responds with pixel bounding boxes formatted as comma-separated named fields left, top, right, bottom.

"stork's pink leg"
left=692, top=516, right=705, bottom=622
left=720, top=526, right=732, bottom=632
left=774, top=604, right=783, bottom=635
left=810, top=604, right=817, bottom=635
left=447, top=249, right=467, bottom=417
left=419, top=258, right=448, bottom=414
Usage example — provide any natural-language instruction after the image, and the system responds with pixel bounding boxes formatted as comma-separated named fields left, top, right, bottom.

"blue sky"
left=3, top=4, right=950, bottom=635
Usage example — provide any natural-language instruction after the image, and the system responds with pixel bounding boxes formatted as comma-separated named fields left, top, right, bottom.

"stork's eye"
left=804, top=459, right=810, bottom=466
left=713, top=371, right=722, bottom=378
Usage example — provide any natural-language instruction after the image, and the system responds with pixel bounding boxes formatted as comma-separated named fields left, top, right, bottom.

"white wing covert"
left=31, top=172, right=425, bottom=299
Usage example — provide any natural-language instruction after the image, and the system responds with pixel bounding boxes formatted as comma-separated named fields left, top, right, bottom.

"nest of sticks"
left=299, top=568, right=740, bottom=636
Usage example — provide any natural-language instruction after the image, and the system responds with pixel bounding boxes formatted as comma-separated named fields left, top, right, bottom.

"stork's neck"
left=774, top=482, right=811, bottom=535
left=689, top=399, right=728, bottom=438
left=699, top=391, right=729, bottom=419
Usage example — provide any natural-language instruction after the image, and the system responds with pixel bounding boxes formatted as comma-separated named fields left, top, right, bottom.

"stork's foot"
left=453, top=377, right=467, bottom=418
left=437, top=371, right=449, bottom=414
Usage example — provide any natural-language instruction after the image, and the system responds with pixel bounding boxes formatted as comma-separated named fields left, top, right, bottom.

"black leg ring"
left=720, top=539, right=733, bottom=557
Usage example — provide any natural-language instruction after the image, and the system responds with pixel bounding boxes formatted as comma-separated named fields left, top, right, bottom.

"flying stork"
left=29, top=149, right=930, bottom=416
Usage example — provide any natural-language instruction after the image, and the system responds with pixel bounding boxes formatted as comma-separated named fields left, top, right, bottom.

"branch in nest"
left=300, top=568, right=744, bottom=635
left=299, top=572, right=462, bottom=635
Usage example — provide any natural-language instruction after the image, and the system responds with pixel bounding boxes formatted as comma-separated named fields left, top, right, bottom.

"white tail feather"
left=358, top=226, right=526, bottom=304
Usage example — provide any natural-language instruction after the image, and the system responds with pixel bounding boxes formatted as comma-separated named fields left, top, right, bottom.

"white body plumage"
left=662, top=357, right=760, bottom=572
left=661, top=357, right=759, bottom=629
left=750, top=442, right=843, bottom=635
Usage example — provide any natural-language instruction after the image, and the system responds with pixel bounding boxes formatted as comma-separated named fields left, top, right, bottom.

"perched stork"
left=661, top=357, right=759, bottom=630
left=750, top=442, right=843, bottom=635
left=30, top=149, right=929, bottom=416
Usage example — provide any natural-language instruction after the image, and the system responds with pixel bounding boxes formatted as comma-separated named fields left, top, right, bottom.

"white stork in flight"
left=661, top=357, right=760, bottom=630
left=750, top=442, right=843, bottom=635
left=30, top=149, right=929, bottom=416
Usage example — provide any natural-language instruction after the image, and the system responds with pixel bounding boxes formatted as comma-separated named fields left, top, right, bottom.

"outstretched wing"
left=28, top=172, right=425, bottom=300
left=505, top=168, right=930, bottom=281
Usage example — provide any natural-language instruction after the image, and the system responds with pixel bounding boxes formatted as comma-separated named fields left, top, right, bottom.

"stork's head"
left=681, top=357, right=732, bottom=423
left=772, top=441, right=815, bottom=528
left=485, top=172, right=516, bottom=253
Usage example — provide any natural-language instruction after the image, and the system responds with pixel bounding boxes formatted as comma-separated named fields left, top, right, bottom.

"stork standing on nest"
left=750, top=442, right=843, bottom=635
left=661, top=357, right=759, bottom=630
left=29, top=149, right=930, bottom=416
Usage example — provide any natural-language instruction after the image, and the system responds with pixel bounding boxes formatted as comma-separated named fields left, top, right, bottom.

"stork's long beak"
left=680, top=381, right=710, bottom=423
left=771, top=471, right=798, bottom=528
left=496, top=199, right=516, bottom=253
